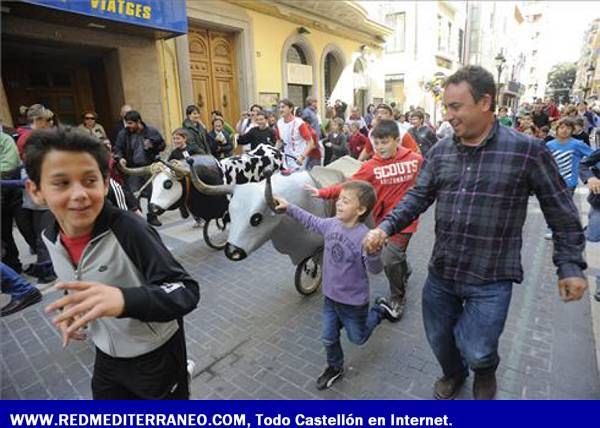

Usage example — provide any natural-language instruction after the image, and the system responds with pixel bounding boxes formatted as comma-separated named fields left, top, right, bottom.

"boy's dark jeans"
left=321, top=297, right=383, bottom=369
left=422, top=272, right=513, bottom=378
left=382, top=235, right=412, bottom=302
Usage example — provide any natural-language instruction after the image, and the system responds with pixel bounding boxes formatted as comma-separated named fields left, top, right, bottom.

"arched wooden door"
left=188, top=28, right=240, bottom=127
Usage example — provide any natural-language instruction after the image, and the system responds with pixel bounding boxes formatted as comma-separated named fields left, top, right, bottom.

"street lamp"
left=495, top=52, right=506, bottom=107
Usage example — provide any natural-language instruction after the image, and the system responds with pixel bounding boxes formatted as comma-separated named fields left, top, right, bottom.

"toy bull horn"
left=186, top=157, right=235, bottom=195
left=164, top=159, right=190, bottom=177
left=263, top=167, right=284, bottom=214
left=117, top=158, right=153, bottom=176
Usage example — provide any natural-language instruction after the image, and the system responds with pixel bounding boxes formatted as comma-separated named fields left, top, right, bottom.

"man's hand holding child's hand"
left=46, top=281, right=125, bottom=347
left=363, top=228, right=388, bottom=254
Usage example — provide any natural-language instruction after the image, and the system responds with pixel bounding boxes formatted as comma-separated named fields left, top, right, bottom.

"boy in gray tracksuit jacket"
left=25, top=127, right=199, bottom=399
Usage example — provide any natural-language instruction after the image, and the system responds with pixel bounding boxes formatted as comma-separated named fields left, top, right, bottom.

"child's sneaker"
left=375, top=296, right=404, bottom=322
left=187, top=359, right=196, bottom=381
left=316, top=366, right=344, bottom=390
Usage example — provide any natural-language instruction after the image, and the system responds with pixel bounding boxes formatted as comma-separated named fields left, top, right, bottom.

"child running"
left=273, top=180, right=388, bottom=390
left=307, top=119, right=423, bottom=321
left=24, top=128, right=200, bottom=399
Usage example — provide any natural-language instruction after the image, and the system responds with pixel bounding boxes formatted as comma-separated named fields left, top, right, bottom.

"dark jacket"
left=114, top=122, right=165, bottom=167
left=238, top=126, right=277, bottom=150
left=324, top=132, right=348, bottom=165
left=182, top=118, right=210, bottom=155
left=207, top=129, right=233, bottom=159
left=409, top=125, right=438, bottom=156
left=42, top=203, right=199, bottom=358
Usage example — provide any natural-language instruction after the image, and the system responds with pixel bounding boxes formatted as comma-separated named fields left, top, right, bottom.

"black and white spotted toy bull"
left=118, top=144, right=283, bottom=222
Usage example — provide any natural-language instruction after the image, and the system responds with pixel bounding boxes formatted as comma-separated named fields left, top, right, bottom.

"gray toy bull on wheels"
left=218, top=156, right=361, bottom=295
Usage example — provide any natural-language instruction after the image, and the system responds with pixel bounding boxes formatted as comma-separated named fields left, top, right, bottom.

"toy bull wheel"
left=203, top=212, right=230, bottom=250
left=294, top=251, right=322, bottom=295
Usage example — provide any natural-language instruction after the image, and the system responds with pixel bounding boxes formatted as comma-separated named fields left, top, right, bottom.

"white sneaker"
left=187, top=359, right=196, bottom=380
left=544, top=231, right=552, bottom=240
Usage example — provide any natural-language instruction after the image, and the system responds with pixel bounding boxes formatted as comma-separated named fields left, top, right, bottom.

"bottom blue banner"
left=0, top=400, right=596, bottom=428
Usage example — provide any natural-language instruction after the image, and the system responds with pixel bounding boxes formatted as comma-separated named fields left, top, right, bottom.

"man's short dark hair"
left=444, top=65, right=497, bottom=112
left=211, top=110, right=222, bottom=117
left=124, top=110, right=142, bottom=122
left=499, top=106, right=508, bottom=113
left=371, top=119, right=399, bottom=140
left=340, top=180, right=376, bottom=222
left=24, top=127, right=109, bottom=187
left=186, top=105, right=200, bottom=116
left=255, top=110, right=267, bottom=119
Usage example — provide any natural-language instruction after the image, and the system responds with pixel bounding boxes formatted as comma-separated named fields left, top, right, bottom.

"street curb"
left=578, top=187, right=600, bottom=376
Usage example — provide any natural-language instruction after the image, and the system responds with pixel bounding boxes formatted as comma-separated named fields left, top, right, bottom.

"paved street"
left=1, top=194, right=599, bottom=400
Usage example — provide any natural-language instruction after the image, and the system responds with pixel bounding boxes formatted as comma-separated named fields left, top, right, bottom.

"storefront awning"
left=16, top=0, right=187, bottom=39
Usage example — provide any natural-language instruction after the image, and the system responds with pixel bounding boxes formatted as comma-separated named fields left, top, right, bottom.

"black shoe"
left=147, top=215, right=162, bottom=227
left=37, top=273, right=57, bottom=284
left=316, top=366, right=344, bottom=390
left=1, top=289, right=42, bottom=317
left=434, top=372, right=467, bottom=400
left=375, top=296, right=405, bottom=322
left=473, top=371, right=497, bottom=400
left=594, top=288, right=600, bottom=303
left=24, top=264, right=40, bottom=277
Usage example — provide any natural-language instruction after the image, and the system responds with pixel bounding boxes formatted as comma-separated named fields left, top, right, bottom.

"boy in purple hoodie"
left=274, top=180, right=388, bottom=390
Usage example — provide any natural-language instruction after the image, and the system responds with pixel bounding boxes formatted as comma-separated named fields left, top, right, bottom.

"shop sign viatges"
left=287, top=63, right=313, bottom=85
left=21, top=0, right=187, bottom=34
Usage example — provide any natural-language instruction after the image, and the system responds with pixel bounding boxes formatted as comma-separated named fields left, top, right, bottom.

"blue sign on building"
left=22, top=0, right=187, bottom=35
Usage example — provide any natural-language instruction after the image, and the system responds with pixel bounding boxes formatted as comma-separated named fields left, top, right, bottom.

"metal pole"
left=496, top=67, right=501, bottom=107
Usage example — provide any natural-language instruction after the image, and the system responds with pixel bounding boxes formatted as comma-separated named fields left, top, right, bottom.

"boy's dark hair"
left=185, top=105, right=200, bottom=116
left=24, top=127, right=110, bottom=187
left=255, top=110, right=267, bottom=119
left=124, top=110, right=142, bottom=122
left=557, top=117, right=575, bottom=131
left=249, top=104, right=262, bottom=112
left=410, top=110, right=424, bottom=121
left=340, top=180, right=376, bottom=222
left=211, top=110, right=222, bottom=116
left=540, top=125, right=550, bottom=133
left=444, top=65, right=497, bottom=112
left=499, top=106, right=508, bottom=113
left=279, top=99, right=294, bottom=109
left=371, top=119, right=399, bottom=140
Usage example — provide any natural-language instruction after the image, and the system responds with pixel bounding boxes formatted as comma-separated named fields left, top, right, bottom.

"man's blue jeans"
left=322, top=297, right=383, bottom=369
left=0, top=262, right=36, bottom=300
left=586, top=206, right=600, bottom=242
left=422, top=272, right=513, bottom=377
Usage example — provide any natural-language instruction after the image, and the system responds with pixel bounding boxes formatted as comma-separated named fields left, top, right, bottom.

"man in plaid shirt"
left=364, top=66, right=588, bottom=400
